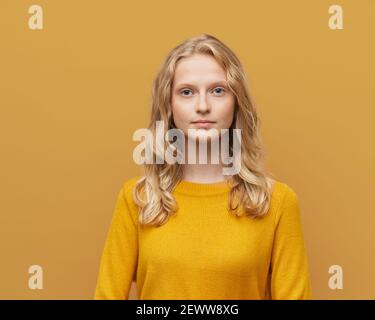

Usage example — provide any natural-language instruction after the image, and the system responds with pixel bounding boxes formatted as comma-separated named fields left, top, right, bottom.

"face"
left=171, top=53, right=235, bottom=144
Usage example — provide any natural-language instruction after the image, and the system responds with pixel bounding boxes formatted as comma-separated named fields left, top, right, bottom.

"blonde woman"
left=94, top=34, right=313, bottom=300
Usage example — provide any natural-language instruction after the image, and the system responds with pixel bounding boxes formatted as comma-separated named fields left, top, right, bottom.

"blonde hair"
left=133, top=33, right=276, bottom=227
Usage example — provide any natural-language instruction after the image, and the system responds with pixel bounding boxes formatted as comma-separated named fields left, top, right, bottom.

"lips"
left=191, top=121, right=215, bottom=128
left=192, top=120, right=215, bottom=123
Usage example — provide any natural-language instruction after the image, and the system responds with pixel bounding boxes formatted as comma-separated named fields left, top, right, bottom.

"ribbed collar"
left=173, top=179, right=230, bottom=196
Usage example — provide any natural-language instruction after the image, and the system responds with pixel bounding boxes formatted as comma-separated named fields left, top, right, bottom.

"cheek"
left=172, top=102, right=183, bottom=120
left=172, top=97, right=193, bottom=117
left=218, top=97, right=235, bottom=124
left=171, top=99, right=190, bottom=127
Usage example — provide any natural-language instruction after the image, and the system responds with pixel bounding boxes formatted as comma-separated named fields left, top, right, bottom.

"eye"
left=180, top=88, right=193, bottom=96
left=212, top=87, right=225, bottom=96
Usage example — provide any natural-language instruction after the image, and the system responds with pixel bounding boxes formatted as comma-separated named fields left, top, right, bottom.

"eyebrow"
left=174, top=81, right=228, bottom=88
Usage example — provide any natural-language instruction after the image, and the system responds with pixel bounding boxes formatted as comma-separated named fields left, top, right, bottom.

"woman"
left=94, top=34, right=313, bottom=300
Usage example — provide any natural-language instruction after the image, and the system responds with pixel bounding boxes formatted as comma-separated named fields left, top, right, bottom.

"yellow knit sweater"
left=94, top=176, right=313, bottom=300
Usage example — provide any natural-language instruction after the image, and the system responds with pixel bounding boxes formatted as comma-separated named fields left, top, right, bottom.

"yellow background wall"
left=0, top=0, right=374, bottom=299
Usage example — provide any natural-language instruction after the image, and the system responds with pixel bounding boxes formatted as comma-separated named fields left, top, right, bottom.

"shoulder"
left=122, top=175, right=145, bottom=194
left=269, top=179, right=300, bottom=221
left=120, top=175, right=145, bottom=209
left=112, top=175, right=145, bottom=224
left=271, top=180, right=298, bottom=203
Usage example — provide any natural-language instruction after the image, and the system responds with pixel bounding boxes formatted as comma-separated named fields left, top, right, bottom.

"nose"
left=195, top=91, right=210, bottom=114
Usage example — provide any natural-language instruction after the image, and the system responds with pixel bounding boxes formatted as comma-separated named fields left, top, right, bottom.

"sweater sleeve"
left=269, top=185, right=313, bottom=300
left=94, top=185, right=138, bottom=299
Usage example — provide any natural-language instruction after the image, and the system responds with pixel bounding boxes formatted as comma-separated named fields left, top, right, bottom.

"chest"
left=138, top=203, right=275, bottom=277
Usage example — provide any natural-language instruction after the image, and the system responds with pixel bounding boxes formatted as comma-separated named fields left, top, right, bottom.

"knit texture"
left=94, top=175, right=313, bottom=300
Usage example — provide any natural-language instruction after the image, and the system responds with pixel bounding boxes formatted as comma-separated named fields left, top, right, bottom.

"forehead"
left=173, top=54, right=227, bottom=85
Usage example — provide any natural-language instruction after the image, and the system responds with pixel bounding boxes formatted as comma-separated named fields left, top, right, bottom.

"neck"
left=182, top=137, right=229, bottom=184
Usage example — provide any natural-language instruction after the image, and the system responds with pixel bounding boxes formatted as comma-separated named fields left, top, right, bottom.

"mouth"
left=191, top=120, right=216, bottom=124
left=191, top=121, right=216, bottom=128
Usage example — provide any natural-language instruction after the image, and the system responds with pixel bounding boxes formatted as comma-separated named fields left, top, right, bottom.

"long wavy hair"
left=133, top=33, right=276, bottom=227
